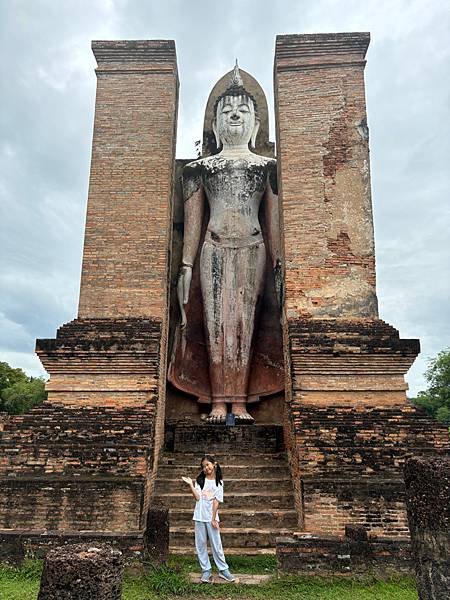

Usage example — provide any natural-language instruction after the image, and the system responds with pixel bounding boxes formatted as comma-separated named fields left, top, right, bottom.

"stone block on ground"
left=188, top=572, right=272, bottom=585
left=38, top=543, right=123, bottom=600
left=144, top=505, right=169, bottom=565
left=404, top=456, right=450, bottom=600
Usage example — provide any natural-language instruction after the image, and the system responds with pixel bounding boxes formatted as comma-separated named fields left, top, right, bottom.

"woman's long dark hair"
left=196, top=454, right=223, bottom=490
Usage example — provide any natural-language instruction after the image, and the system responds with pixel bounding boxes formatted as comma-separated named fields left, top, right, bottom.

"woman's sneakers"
left=200, top=570, right=213, bottom=583
left=218, top=569, right=236, bottom=582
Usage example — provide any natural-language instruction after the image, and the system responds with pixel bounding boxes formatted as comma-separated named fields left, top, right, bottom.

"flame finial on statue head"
left=230, top=59, right=244, bottom=88
left=214, top=60, right=258, bottom=115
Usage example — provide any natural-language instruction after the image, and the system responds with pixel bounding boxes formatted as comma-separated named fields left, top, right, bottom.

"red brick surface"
left=78, top=40, right=178, bottom=319
left=0, top=42, right=179, bottom=550
left=274, top=33, right=377, bottom=319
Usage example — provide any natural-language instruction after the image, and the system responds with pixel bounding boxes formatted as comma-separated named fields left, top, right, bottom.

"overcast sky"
left=1, top=0, right=449, bottom=396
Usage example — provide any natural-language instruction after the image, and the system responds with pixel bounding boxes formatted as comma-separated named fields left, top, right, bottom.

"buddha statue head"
left=213, top=61, right=260, bottom=151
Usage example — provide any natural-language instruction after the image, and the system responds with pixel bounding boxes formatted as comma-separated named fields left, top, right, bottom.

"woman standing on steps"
left=183, top=454, right=236, bottom=583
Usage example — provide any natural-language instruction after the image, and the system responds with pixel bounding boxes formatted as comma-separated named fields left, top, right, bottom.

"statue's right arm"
left=182, top=187, right=204, bottom=274
left=178, top=165, right=205, bottom=314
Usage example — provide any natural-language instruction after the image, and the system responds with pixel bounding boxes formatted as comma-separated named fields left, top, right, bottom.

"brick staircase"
left=153, top=424, right=298, bottom=554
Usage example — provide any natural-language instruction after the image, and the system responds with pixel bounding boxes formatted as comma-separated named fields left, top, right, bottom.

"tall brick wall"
left=0, top=41, right=179, bottom=556
left=274, top=34, right=448, bottom=541
left=274, top=33, right=376, bottom=319
left=78, top=40, right=178, bottom=320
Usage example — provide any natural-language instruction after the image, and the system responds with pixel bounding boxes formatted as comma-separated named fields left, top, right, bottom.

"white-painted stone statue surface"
left=171, top=63, right=283, bottom=423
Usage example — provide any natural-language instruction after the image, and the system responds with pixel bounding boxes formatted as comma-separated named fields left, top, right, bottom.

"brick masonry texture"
left=0, top=401, right=154, bottom=531
left=277, top=532, right=412, bottom=575
left=273, top=33, right=449, bottom=548
left=280, top=319, right=449, bottom=537
left=0, top=41, right=179, bottom=558
left=2, top=35, right=448, bottom=567
left=274, top=33, right=376, bottom=319
left=78, top=40, right=178, bottom=319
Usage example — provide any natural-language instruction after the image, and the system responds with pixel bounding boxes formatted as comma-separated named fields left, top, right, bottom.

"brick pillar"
left=24, top=41, right=180, bottom=546
left=78, top=40, right=178, bottom=319
left=274, top=33, right=376, bottom=319
left=272, top=34, right=445, bottom=539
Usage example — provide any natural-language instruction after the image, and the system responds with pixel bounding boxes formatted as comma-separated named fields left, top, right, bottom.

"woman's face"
left=202, top=459, right=216, bottom=477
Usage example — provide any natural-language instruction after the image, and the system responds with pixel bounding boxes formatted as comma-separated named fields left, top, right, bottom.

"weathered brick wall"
left=272, top=33, right=448, bottom=541
left=74, top=40, right=178, bottom=525
left=78, top=40, right=178, bottom=320
left=0, top=480, right=143, bottom=531
left=0, top=403, right=154, bottom=478
left=1, top=41, right=179, bottom=556
left=277, top=532, right=412, bottom=574
left=169, top=423, right=284, bottom=454
left=0, top=402, right=154, bottom=532
left=292, top=405, right=448, bottom=480
left=290, top=400, right=449, bottom=538
left=303, top=480, right=409, bottom=536
left=282, top=320, right=449, bottom=536
left=0, top=531, right=145, bottom=563
left=274, top=33, right=376, bottom=319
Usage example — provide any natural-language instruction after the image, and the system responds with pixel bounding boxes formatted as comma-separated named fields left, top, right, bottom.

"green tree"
left=413, top=349, right=450, bottom=425
left=0, top=361, right=27, bottom=394
left=0, top=361, right=47, bottom=415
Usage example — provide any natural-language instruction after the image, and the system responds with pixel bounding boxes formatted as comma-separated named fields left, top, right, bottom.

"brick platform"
left=277, top=532, right=412, bottom=575
left=281, top=319, right=449, bottom=536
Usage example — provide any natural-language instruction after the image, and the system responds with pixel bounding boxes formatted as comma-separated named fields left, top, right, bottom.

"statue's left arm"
left=177, top=163, right=205, bottom=328
left=264, top=162, right=282, bottom=267
left=264, top=161, right=283, bottom=308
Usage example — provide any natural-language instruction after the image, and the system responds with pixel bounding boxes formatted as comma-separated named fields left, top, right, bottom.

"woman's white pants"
left=194, top=521, right=229, bottom=572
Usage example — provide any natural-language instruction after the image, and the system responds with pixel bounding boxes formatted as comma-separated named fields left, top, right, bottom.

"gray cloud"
left=1, top=0, right=449, bottom=396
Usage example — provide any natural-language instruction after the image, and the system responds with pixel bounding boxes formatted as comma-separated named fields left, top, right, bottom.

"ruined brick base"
left=283, top=319, right=449, bottom=538
left=0, top=531, right=145, bottom=563
left=0, top=319, right=165, bottom=561
left=276, top=532, right=412, bottom=575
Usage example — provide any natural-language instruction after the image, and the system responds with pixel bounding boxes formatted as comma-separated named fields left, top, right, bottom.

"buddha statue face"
left=214, top=94, right=259, bottom=150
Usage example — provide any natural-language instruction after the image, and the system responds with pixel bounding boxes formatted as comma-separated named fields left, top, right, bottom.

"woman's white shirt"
left=193, top=479, right=223, bottom=522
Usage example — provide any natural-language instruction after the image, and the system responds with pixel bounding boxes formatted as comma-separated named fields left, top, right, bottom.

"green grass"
left=0, top=559, right=42, bottom=600
left=168, top=553, right=277, bottom=574
left=0, top=555, right=418, bottom=600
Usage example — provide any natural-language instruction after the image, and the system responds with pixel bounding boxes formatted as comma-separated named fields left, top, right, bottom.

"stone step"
left=169, top=508, right=298, bottom=528
left=169, top=424, right=284, bottom=454
left=187, top=572, right=272, bottom=585
left=156, top=477, right=293, bottom=494
left=170, top=546, right=276, bottom=555
left=153, top=491, right=295, bottom=510
left=157, top=464, right=290, bottom=478
left=170, top=526, right=293, bottom=548
left=160, top=452, right=288, bottom=464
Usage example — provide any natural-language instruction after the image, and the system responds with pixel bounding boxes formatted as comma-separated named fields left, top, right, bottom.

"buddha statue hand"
left=177, top=263, right=193, bottom=329
left=273, top=259, right=284, bottom=312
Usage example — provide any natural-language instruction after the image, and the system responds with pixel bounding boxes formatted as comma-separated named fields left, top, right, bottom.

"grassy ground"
left=0, top=555, right=418, bottom=600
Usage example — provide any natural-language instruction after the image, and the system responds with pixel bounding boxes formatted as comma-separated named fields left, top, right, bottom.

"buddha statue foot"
left=205, top=402, right=227, bottom=423
left=232, top=402, right=254, bottom=423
